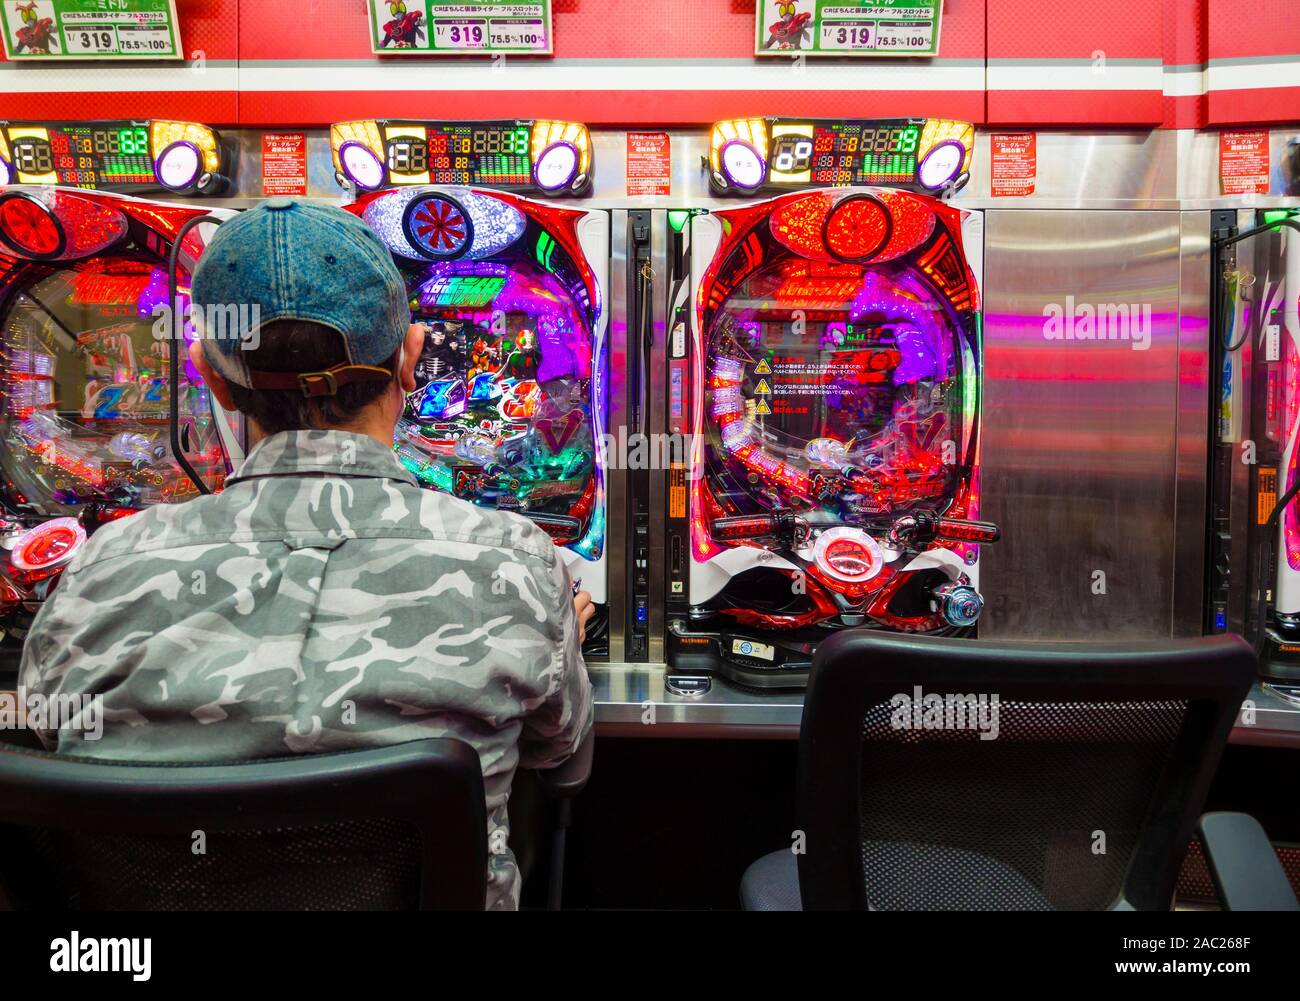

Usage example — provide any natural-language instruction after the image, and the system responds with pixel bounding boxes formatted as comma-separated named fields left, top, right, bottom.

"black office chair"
left=0, top=738, right=487, bottom=911
left=742, top=632, right=1299, bottom=911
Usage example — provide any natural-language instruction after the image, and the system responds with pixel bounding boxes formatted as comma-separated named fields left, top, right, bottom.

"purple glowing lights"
left=534, top=142, right=580, bottom=193
left=155, top=141, right=202, bottom=191
left=719, top=139, right=766, bottom=191
left=916, top=140, right=966, bottom=191
left=339, top=140, right=385, bottom=190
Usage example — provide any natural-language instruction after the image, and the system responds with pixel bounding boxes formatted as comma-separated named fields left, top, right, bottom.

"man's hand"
left=574, top=590, right=595, bottom=645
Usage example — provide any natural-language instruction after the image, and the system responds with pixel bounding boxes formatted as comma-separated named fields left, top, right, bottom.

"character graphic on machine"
left=677, top=185, right=996, bottom=685
left=379, top=1, right=425, bottom=49
left=763, top=2, right=812, bottom=51
left=347, top=184, right=606, bottom=564
left=11, top=2, right=58, bottom=55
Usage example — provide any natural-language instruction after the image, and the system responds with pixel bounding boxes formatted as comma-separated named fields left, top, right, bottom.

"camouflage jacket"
left=20, top=430, right=593, bottom=910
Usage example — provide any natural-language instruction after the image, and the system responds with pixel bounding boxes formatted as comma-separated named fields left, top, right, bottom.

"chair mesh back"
left=858, top=698, right=1188, bottom=911
left=29, top=817, right=422, bottom=911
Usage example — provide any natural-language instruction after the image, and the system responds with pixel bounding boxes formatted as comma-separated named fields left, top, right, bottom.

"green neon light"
left=535, top=231, right=556, bottom=272
left=668, top=210, right=691, bottom=232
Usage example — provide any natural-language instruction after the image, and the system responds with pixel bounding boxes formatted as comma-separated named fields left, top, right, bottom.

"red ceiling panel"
left=987, top=0, right=1164, bottom=126
left=1206, top=0, right=1300, bottom=126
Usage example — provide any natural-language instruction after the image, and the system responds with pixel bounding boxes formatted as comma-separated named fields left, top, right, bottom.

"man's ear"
left=189, top=340, right=238, bottom=412
left=399, top=323, right=425, bottom=394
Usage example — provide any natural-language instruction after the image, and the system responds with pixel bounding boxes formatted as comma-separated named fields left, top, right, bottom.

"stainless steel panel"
left=981, top=210, right=1184, bottom=639
left=591, top=665, right=802, bottom=733
left=1173, top=212, right=1212, bottom=636
left=963, top=130, right=1178, bottom=207
left=203, top=127, right=1300, bottom=213
left=606, top=210, right=630, bottom=662
left=1178, top=128, right=1300, bottom=205
left=584, top=667, right=1300, bottom=747
left=210, top=127, right=1300, bottom=213
left=590, top=129, right=1185, bottom=211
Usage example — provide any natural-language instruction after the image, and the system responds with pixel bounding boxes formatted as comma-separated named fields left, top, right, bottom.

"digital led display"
left=391, top=124, right=533, bottom=186
left=0, top=120, right=227, bottom=195
left=331, top=119, right=594, bottom=197
left=9, top=125, right=151, bottom=187
left=771, top=123, right=923, bottom=185
left=708, top=117, right=975, bottom=196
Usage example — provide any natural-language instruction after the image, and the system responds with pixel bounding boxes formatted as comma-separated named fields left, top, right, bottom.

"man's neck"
left=247, top=419, right=397, bottom=453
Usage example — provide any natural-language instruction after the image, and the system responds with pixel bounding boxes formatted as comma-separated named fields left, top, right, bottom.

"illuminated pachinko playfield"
left=346, top=182, right=606, bottom=565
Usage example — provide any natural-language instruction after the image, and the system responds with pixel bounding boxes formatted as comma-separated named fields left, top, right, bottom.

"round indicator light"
left=403, top=194, right=473, bottom=260
left=823, top=193, right=892, bottom=264
left=812, top=527, right=884, bottom=584
left=11, top=517, right=86, bottom=572
left=339, top=140, right=385, bottom=191
left=719, top=140, right=766, bottom=191
left=917, top=140, right=966, bottom=191
left=155, top=141, right=202, bottom=191
left=934, top=582, right=984, bottom=627
left=534, top=142, right=580, bottom=193
left=0, top=192, right=65, bottom=259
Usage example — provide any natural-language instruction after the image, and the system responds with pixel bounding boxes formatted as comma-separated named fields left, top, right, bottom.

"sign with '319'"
left=756, top=0, right=942, bottom=58
left=367, top=1, right=552, bottom=56
left=2, top=0, right=182, bottom=60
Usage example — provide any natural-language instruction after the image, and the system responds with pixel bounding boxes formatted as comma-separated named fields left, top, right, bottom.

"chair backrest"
left=797, top=632, right=1256, bottom=911
left=0, top=738, right=487, bottom=911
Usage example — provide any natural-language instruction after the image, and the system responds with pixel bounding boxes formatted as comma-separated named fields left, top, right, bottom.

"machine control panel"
left=0, top=120, right=229, bottom=196
left=706, top=117, right=974, bottom=196
left=331, top=119, right=593, bottom=196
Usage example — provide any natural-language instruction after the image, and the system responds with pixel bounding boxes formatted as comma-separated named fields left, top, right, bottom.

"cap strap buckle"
left=246, top=362, right=393, bottom=396
left=298, top=370, right=339, bottom=398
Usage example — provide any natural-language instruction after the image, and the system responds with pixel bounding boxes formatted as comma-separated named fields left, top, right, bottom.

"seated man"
left=19, top=199, right=594, bottom=911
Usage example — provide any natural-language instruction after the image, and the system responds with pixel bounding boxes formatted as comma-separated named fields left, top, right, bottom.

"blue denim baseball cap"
left=191, top=197, right=410, bottom=398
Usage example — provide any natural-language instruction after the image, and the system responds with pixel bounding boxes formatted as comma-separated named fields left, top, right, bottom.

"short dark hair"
left=223, top=319, right=399, bottom=435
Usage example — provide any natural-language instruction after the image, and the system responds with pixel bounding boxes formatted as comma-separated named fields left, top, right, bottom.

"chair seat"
left=741, top=842, right=1055, bottom=911
left=861, top=841, right=1054, bottom=910
left=740, top=850, right=802, bottom=911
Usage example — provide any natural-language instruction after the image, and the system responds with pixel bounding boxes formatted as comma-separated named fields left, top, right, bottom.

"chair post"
left=535, top=729, right=594, bottom=911
left=548, top=798, right=574, bottom=911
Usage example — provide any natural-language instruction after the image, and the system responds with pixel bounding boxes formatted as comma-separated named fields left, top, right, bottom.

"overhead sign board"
left=1, top=0, right=183, bottom=61
left=368, top=1, right=552, bottom=56
left=756, top=0, right=942, bottom=58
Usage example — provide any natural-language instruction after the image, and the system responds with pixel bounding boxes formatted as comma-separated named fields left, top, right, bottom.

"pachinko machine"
left=0, top=119, right=236, bottom=658
left=664, top=117, right=997, bottom=690
left=334, top=118, right=611, bottom=655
